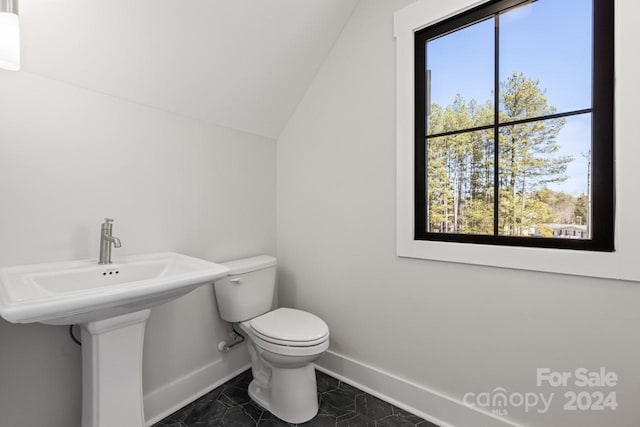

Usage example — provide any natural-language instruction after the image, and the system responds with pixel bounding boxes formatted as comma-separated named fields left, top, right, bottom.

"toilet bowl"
left=213, top=256, right=330, bottom=424
left=240, top=308, right=329, bottom=423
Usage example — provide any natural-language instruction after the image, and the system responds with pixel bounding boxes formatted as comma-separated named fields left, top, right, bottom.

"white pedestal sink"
left=0, top=252, right=230, bottom=427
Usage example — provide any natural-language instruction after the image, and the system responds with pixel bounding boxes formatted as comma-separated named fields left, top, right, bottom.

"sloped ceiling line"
left=19, top=0, right=360, bottom=139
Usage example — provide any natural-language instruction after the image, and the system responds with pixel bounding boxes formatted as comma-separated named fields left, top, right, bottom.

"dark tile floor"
left=154, top=369, right=439, bottom=427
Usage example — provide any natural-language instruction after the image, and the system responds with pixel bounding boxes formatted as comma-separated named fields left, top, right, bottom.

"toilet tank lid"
left=222, top=255, right=276, bottom=275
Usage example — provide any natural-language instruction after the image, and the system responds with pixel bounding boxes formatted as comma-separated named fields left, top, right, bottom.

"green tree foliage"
left=426, top=72, right=574, bottom=236
left=536, top=188, right=575, bottom=224
left=426, top=97, right=494, bottom=234
left=574, top=194, right=588, bottom=225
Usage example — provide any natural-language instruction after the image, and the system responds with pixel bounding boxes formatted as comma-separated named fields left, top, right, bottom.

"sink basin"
left=0, top=252, right=230, bottom=325
left=0, top=251, right=230, bottom=427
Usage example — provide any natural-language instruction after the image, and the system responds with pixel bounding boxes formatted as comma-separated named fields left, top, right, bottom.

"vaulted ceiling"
left=19, top=0, right=359, bottom=138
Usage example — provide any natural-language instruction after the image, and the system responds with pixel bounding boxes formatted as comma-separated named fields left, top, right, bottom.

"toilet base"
left=248, top=379, right=271, bottom=411
left=247, top=364, right=319, bottom=424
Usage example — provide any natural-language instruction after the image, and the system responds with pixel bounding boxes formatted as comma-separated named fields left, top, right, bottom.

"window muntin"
left=414, top=0, right=613, bottom=251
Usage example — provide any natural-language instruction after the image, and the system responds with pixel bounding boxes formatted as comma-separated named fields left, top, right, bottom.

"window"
left=414, top=0, right=613, bottom=251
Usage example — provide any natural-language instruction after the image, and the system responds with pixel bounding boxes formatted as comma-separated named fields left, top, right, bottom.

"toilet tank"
left=213, top=255, right=277, bottom=322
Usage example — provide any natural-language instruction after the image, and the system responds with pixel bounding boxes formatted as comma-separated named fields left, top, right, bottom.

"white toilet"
left=213, top=255, right=330, bottom=424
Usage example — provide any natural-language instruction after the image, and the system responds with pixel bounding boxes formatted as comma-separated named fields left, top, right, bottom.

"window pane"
left=498, top=114, right=592, bottom=239
left=426, top=130, right=495, bottom=235
left=499, top=0, right=592, bottom=120
left=426, top=18, right=494, bottom=135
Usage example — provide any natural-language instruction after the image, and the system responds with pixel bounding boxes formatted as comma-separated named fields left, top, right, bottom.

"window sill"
left=397, top=238, right=619, bottom=279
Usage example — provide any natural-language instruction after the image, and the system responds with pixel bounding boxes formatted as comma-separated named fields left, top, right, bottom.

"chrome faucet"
left=99, top=218, right=122, bottom=264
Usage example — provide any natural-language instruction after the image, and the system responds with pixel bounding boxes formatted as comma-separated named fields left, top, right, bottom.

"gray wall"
left=276, top=1, right=640, bottom=426
left=0, top=71, right=275, bottom=426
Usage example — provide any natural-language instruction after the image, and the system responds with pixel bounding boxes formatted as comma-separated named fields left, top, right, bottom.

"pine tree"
left=425, top=72, right=572, bottom=236
left=498, top=72, right=571, bottom=236
left=574, top=194, right=588, bottom=225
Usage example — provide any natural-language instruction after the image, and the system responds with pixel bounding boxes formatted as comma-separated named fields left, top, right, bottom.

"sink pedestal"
left=80, top=309, right=151, bottom=427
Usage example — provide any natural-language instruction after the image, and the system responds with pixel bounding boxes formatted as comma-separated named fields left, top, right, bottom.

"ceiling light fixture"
left=0, top=0, right=20, bottom=71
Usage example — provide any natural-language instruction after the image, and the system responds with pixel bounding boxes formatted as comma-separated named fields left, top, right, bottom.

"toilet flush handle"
left=230, top=277, right=242, bottom=284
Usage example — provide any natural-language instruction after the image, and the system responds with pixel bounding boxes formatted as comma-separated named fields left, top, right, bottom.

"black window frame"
left=414, top=0, right=614, bottom=251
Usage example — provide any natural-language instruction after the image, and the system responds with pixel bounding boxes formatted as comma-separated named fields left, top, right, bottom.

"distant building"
left=537, top=223, right=588, bottom=239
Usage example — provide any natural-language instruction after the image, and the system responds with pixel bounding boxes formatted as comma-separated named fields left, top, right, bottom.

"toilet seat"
left=249, top=330, right=330, bottom=357
left=252, top=328, right=329, bottom=347
left=248, top=308, right=329, bottom=347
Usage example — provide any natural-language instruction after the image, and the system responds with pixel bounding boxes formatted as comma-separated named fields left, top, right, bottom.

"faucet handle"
left=104, top=218, right=114, bottom=223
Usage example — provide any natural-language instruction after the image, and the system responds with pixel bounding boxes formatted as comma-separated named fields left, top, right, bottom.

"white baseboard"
left=315, top=350, right=521, bottom=427
left=144, top=352, right=251, bottom=426
left=144, top=348, right=521, bottom=427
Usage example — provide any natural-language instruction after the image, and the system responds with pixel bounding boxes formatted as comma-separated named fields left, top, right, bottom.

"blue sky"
left=426, top=0, right=593, bottom=195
